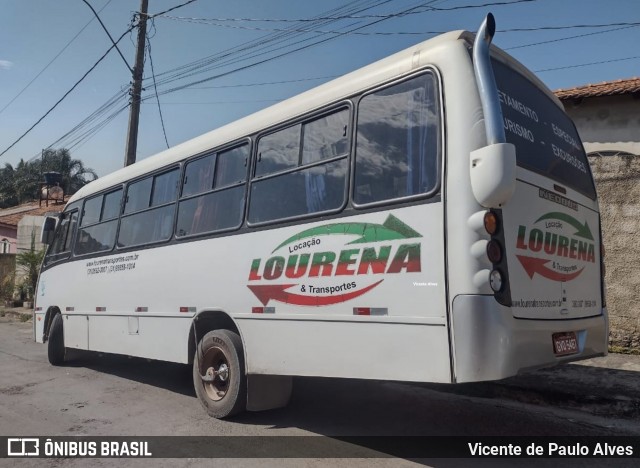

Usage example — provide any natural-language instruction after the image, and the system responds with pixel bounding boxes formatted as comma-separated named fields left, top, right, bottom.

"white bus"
left=36, top=15, right=607, bottom=418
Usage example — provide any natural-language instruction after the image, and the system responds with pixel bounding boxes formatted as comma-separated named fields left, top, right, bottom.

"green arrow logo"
left=272, top=214, right=422, bottom=253
left=535, top=212, right=594, bottom=240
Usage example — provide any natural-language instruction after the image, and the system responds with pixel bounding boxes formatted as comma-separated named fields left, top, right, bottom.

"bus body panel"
left=503, top=178, right=602, bottom=320
left=452, top=295, right=607, bottom=383
left=36, top=204, right=450, bottom=380
left=64, top=314, right=88, bottom=350
left=87, top=315, right=193, bottom=362
left=238, top=319, right=451, bottom=382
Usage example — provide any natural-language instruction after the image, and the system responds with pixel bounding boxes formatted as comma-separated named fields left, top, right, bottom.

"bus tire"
left=193, top=329, right=246, bottom=418
left=47, top=314, right=66, bottom=366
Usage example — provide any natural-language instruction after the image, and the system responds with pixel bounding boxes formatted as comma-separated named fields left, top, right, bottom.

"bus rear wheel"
left=47, top=313, right=66, bottom=366
left=193, top=329, right=246, bottom=418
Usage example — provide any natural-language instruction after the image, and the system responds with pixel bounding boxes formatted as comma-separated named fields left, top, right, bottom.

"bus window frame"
left=73, top=188, right=124, bottom=258
left=175, top=139, right=251, bottom=240
left=246, top=102, right=353, bottom=228
left=116, top=165, right=181, bottom=250
left=44, top=208, right=79, bottom=266
left=350, top=68, right=443, bottom=210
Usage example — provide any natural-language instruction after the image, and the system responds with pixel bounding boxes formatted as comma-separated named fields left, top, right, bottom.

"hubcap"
left=201, top=346, right=230, bottom=401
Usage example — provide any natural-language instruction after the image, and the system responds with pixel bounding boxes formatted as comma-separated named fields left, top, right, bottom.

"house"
left=556, top=77, right=640, bottom=157
left=556, top=78, right=640, bottom=351
left=0, top=201, right=65, bottom=254
left=0, top=201, right=65, bottom=303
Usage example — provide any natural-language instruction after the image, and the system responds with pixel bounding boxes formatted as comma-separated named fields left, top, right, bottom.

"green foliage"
left=16, top=232, right=45, bottom=300
left=0, top=148, right=98, bottom=208
left=0, top=271, right=15, bottom=303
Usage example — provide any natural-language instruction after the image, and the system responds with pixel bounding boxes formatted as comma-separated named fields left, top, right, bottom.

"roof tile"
left=0, top=201, right=65, bottom=228
left=555, top=77, right=640, bottom=100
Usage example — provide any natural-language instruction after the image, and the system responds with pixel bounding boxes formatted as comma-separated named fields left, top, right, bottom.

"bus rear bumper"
left=451, top=295, right=608, bottom=383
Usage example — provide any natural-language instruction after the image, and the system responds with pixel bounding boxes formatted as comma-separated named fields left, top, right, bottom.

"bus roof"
left=68, top=29, right=559, bottom=204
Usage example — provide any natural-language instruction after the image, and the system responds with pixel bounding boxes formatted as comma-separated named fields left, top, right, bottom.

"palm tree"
left=0, top=163, right=18, bottom=208
left=13, top=159, right=41, bottom=204
left=40, top=148, right=98, bottom=195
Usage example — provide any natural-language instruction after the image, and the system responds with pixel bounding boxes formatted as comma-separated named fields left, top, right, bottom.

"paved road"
left=1, top=317, right=639, bottom=467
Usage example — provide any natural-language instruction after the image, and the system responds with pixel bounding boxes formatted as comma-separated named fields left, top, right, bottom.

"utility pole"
left=124, top=0, right=149, bottom=167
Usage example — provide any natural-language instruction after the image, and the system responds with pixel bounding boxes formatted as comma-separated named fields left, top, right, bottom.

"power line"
left=186, top=76, right=338, bottom=90
left=148, top=0, right=392, bottom=87
left=506, top=24, right=639, bottom=50
left=149, top=0, right=200, bottom=18
left=146, top=29, right=170, bottom=149
left=145, top=1, right=436, bottom=98
left=0, top=26, right=134, bottom=158
left=0, top=0, right=113, bottom=116
left=157, top=15, right=640, bottom=36
left=81, top=0, right=133, bottom=73
left=535, top=55, right=640, bottom=73
left=35, top=0, right=386, bottom=157
left=45, top=87, right=129, bottom=151
left=155, top=0, right=535, bottom=23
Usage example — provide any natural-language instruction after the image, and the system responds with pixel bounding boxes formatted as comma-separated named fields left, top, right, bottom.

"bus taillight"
left=484, top=209, right=510, bottom=303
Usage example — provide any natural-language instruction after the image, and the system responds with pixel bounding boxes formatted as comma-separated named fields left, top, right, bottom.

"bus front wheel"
left=47, top=313, right=66, bottom=366
left=193, top=329, right=246, bottom=418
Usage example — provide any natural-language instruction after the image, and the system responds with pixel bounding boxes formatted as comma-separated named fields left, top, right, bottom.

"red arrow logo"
left=248, top=280, right=384, bottom=306
left=516, top=255, right=584, bottom=282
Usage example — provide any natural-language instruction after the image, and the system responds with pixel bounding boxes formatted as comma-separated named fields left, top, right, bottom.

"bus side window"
left=248, top=108, right=350, bottom=225
left=255, top=125, right=300, bottom=177
left=45, top=211, right=78, bottom=264
left=74, top=189, right=122, bottom=256
left=118, top=168, right=179, bottom=248
left=176, top=144, right=248, bottom=237
left=354, top=72, right=440, bottom=205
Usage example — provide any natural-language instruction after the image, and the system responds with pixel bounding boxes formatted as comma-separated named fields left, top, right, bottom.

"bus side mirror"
left=41, top=216, right=58, bottom=245
left=470, top=142, right=516, bottom=208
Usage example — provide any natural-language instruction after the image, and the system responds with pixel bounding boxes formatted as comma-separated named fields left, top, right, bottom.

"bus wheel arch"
left=189, top=310, right=292, bottom=417
left=43, top=306, right=62, bottom=343
left=47, top=311, right=66, bottom=365
left=188, top=310, right=241, bottom=366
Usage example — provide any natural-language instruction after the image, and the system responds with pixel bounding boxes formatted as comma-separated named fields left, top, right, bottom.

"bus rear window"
left=492, top=60, right=596, bottom=199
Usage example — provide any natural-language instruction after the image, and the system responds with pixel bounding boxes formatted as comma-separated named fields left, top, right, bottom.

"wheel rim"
left=201, top=346, right=231, bottom=401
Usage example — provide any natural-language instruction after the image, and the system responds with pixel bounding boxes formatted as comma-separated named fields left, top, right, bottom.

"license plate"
left=552, top=332, right=578, bottom=356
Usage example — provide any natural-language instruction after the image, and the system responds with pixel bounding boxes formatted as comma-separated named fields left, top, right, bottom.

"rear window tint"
left=492, top=60, right=596, bottom=199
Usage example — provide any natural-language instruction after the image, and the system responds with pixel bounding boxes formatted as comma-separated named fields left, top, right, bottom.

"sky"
left=0, top=0, right=638, bottom=178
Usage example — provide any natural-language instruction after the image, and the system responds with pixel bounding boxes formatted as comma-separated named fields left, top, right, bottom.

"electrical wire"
left=146, top=27, right=170, bottom=149
left=0, top=0, right=113, bottom=116
left=30, top=0, right=386, bottom=158
left=506, top=24, right=639, bottom=50
left=535, top=55, right=640, bottom=73
left=0, top=26, right=134, bottom=158
left=155, top=0, right=536, bottom=23
left=81, top=0, right=132, bottom=73
left=144, top=1, right=436, bottom=98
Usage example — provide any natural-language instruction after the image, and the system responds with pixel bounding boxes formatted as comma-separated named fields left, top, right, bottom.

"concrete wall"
left=17, top=215, right=45, bottom=253
left=562, top=93, right=640, bottom=350
left=587, top=154, right=640, bottom=349
left=564, top=94, right=640, bottom=156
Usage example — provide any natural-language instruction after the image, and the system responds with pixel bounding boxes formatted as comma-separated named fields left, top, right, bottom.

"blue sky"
left=0, top=0, right=638, bottom=178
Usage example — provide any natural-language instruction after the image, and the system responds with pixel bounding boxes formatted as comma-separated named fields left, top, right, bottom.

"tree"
left=13, top=159, right=41, bottom=204
left=16, top=231, right=45, bottom=300
left=40, top=148, right=98, bottom=195
left=0, top=163, right=18, bottom=208
left=0, top=148, right=98, bottom=208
